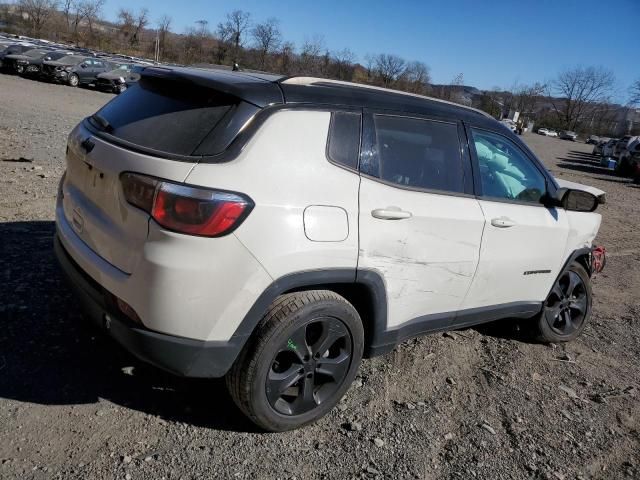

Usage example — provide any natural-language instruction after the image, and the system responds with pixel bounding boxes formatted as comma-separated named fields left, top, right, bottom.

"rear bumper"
left=54, top=234, right=243, bottom=377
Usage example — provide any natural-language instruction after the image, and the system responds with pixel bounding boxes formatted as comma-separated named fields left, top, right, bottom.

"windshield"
left=24, top=49, right=50, bottom=58
left=55, top=55, right=85, bottom=65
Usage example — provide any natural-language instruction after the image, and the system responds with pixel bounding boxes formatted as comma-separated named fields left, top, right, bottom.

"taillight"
left=120, top=173, right=253, bottom=237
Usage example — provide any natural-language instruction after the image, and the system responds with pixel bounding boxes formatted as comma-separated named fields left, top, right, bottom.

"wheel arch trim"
left=231, top=268, right=389, bottom=357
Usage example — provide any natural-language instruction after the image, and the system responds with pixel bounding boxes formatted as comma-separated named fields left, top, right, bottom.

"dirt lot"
left=0, top=73, right=639, bottom=480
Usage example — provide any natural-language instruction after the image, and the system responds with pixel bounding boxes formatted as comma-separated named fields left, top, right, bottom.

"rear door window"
left=90, top=77, right=246, bottom=157
left=371, top=115, right=465, bottom=194
left=327, top=111, right=361, bottom=170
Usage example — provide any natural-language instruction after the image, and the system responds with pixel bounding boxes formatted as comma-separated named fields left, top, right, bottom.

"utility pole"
left=154, top=30, right=160, bottom=63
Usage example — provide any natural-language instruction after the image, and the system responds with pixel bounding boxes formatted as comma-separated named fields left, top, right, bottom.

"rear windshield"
left=91, top=77, right=242, bottom=157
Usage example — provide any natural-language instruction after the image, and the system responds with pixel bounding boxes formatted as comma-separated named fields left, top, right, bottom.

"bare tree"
left=131, top=8, right=149, bottom=47
left=61, top=0, right=73, bottom=31
left=218, top=10, right=251, bottom=65
left=192, top=19, right=210, bottom=60
left=18, top=0, right=58, bottom=37
left=214, top=19, right=235, bottom=64
left=332, top=48, right=355, bottom=81
left=252, top=17, right=281, bottom=70
left=363, top=54, right=375, bottom=82
left=298, top=34, right=325, bottom=75
left=276, top=41, right=295, bottom=75
left=449, top=72, right=466, bottom=104
left=549, top=66, right=615, bottom=130
left=630, top=78, right=640, bottom=106
left=80, top=0, right=105, bottom=40
left=513, top=82, right=546, bottom=114
left=157, top=15, right=172, bottom=60
left=117, top=8, right=135, bottom=42
left=373, top=53, right=405, bottom=88
left=118, top=8, right=148, bottom=47
left=397, top=60, right=431, bottom=94
left=478, top=90, right=503, bottom=118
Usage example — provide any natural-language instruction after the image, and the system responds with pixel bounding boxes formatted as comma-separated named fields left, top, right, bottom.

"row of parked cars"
left=537, top=128, right=578, bottom=141
left=0, top=33, right=149, bottom=93
left=590, top=135, right=640, bottom=180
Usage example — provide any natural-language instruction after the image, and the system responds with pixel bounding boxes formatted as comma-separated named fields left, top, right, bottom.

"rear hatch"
left=61, top=67, right=282, bottom=273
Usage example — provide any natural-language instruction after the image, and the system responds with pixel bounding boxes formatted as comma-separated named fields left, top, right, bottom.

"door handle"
left=371, top=207, right=412, bottom=220
left=491, top=217, right=516, bottom=228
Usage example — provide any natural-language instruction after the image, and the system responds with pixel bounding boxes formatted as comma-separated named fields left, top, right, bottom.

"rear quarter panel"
left=185, top=110, right=361, bottom=279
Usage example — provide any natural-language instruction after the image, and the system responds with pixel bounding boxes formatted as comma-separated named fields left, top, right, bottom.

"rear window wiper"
left=90, top=114, right=113, bottom=133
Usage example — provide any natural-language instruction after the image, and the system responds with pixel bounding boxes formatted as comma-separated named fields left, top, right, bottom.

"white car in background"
left=500, top=119, right=517, bottom=132
left=538, top=128, right=558, bottom=137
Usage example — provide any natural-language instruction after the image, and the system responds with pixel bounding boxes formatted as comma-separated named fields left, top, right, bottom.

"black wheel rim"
left=544, top=270, right=588, bottom=336
left=266, top=317, right=352, bottom=416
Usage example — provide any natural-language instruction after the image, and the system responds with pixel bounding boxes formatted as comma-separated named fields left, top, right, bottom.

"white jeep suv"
left=55, top=68, right=606, bottom=431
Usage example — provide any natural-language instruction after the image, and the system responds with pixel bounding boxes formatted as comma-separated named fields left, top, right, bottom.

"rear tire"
left=226, top=290, right=364, bottom=431
left=535, top=262, right=592, bottom=343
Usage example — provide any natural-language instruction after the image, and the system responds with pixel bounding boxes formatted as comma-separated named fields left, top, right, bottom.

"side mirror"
left=562, top=189, right=601, bottom=212
left=80, top=63, right=87, bottom=68
left=544, top=188, right=602, bottom=212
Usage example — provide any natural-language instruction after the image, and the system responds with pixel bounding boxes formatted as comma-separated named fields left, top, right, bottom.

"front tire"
left=536, top=262, right=592, bottom=343
left=68, top=73, right=79, bottom=87
left=226, top=290, right=364, bottom=431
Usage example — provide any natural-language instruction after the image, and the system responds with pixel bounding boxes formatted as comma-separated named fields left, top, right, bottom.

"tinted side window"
left=327, top=112, right=361, bottom=170
left=471, top=129, right=547, bottom=203
left=373, top=115, right=464, bottom=193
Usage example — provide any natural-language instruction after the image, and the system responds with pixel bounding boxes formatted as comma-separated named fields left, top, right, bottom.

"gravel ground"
left=0, top=73, right=639, bottom=480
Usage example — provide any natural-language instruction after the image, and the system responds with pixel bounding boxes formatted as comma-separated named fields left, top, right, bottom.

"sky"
left=100, top=0, right=639, bottom=101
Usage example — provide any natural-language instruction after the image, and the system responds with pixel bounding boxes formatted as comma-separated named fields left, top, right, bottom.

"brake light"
left=120, top=173, right=253, bottom=237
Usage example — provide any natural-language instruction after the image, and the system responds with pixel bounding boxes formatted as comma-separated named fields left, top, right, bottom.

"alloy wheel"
left=266, top=317, right=353, bottom=416
left=544, top=270, right=588, bottom=336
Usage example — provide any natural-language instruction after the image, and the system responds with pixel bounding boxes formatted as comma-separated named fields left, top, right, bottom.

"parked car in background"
left=547, top=130, right=558, bottom=137
left=3, top=48, right=69, bottom=75
left=616, top=137, right=640, bottom=176
left=538, top=128, right=550, bottom=135
left=559, top=131, right=578, bottom=141
left=586, top=135, right=600, bottom=145
left=592, top=138, right=610, bottom=156
left=95, top=63, right=142, bottom=93
left=613, top=135, right=633, bottom=158
left=42, top=56, right=113, bottom=87
left=602, top=139, right=618, bottom=158
left=2, top=48, right=48, bottom=73
left=0, top=44, right=35, bottom=70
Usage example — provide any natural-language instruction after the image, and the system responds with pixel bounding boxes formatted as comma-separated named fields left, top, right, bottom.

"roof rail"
left=280, top=76, right=492, bottom=118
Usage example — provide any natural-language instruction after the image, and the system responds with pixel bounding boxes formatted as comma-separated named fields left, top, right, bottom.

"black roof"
left=138, top=66, right=495, bottom=126
left=279, top=79, right=492, bottom=125
left=140, top=66, right=284, bottom=107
